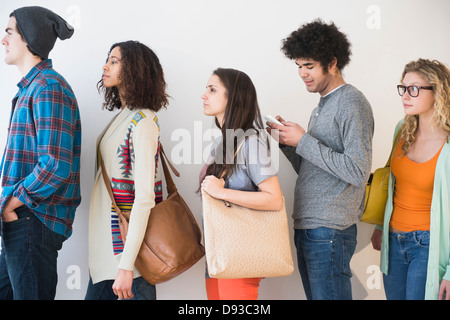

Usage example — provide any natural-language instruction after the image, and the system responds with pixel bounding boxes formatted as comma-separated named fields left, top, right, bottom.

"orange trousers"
left=205, top=278, right=262, bottom=300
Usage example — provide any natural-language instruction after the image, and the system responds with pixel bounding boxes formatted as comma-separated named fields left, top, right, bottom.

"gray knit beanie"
left=13, top=6, right=74, bottom=59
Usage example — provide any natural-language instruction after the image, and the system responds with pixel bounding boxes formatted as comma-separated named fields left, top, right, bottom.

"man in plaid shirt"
left=0, top=6, right=81, bottom=299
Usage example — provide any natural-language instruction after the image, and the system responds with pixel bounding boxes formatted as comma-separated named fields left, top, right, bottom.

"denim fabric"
left=294, top=224, right=357, bottom=300
left=383, top=231, right=430, bottom=300
left=0, top=206, right=65, bottom=299
left=85, top=276, right=156, bottom=300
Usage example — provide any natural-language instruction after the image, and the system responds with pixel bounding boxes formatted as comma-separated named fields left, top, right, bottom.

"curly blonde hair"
left=400, top=59, right=450, bottom=154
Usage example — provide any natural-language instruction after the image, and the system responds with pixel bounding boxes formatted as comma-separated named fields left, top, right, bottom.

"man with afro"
left=267, top=19, right=374, bottom=300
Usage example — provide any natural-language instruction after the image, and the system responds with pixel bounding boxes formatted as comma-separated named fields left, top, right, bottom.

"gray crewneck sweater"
left=281, top=84, right=374, bottom=230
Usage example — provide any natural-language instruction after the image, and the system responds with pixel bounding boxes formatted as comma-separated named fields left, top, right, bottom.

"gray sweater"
left=281, top=84, right=374, bottom=230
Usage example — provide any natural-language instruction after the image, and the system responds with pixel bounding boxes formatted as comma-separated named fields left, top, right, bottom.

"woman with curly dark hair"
left=98, top=40, right=169, bottom=112
left=85, top=41, right=168, bottom=300
left=266, top=19, right=374, bottom=300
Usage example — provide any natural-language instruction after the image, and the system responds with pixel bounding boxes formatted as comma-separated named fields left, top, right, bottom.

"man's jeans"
left=0, top=206, right=65, bottom=300
left=294, top=224, right=357, bottom=300
left=383, top=231, right=429, bottom=300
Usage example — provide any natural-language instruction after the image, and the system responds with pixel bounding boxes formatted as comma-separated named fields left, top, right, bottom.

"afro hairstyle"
left=281, top=19, right=352, bottom=71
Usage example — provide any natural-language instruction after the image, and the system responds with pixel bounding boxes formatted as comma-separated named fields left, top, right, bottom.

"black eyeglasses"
left=397, top=85, right=433, bottom=97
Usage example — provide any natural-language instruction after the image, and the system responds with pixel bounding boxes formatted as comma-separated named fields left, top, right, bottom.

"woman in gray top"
left=200, top=68, right=282, bottom=300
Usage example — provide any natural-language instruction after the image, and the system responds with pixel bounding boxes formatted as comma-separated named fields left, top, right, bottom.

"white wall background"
left=0, top=0, right=449, bottom=300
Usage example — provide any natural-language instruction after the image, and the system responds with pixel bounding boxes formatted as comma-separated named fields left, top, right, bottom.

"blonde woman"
left=371, top=59, right=450, bottom=300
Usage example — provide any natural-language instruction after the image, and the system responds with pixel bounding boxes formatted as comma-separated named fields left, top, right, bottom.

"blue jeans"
left=85, top=276, right=156, bottom=300
left=383, top=231, right=429, bottom=300
left=0, top=206, right=65, bottom=300
left=294, top=224, right=357, bottom=300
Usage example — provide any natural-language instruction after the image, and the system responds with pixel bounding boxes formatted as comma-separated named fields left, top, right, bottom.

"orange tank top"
left=390, top=140, right=443, bottom=232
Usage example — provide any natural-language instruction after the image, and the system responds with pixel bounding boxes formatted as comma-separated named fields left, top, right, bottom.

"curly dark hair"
left=281, top=19, right=352, bottom=71
left=98, top=40, right=169, bottom=112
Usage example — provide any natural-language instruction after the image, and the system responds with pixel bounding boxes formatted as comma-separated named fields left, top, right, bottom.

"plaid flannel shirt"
left=0, top=59, right=82, bottom=238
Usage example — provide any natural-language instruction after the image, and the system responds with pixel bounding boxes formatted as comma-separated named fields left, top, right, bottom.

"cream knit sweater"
left=88, top=108, right=161, bottom=284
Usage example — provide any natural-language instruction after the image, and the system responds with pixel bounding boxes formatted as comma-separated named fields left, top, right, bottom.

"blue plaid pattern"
left=0, top=59, right=82, bottom=238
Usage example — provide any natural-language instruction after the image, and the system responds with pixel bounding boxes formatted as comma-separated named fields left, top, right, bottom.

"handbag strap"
left=219, top=136, right=249, bottom=179
left=100, top=144, right=179, bottom=215
left=385, top=125, right=403, bottom=168
left=217, top=137, right=249, bottom=208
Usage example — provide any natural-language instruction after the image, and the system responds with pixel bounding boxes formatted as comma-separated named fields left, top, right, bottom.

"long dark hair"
left=98, top=40, right=169, bottom=111
left=203, top=68, right=266, bottom=181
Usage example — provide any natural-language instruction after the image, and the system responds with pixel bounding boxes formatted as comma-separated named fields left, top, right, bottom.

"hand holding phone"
left=264, top=115, right=284, bottom=126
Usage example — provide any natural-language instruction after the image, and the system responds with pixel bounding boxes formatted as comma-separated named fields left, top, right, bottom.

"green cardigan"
left=380, top=120, right=450, bottom=299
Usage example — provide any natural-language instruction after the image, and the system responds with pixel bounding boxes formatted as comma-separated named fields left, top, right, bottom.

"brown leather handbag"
left=101, top=145, right=205, bottom=285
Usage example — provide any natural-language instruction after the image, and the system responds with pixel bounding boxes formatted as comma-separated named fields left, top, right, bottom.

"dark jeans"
left=85, top=276, right=156, bottom=300
left=294, top=224, right=357, bottom=300
left=0, top=206, right=65, bottom=300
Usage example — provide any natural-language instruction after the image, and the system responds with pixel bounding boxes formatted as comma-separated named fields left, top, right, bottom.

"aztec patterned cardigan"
left=88, top=108, right=162, bottom=284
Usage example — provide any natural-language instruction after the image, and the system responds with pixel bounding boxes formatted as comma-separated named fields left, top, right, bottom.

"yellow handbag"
left=362, top=130, right=402, bottom=225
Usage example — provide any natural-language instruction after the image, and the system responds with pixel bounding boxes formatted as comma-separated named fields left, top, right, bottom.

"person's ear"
left=328, top=57, right=338, bottom=72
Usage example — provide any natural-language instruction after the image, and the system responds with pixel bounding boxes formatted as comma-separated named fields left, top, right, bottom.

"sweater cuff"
left=444, top=265, right=450, bottom=282
left=295, top=133, right=313, bottom=157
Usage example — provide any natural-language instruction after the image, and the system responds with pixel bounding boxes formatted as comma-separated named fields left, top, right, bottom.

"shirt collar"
left=322, top=84, right=346, bottom=98
left=17, top=59, right=53, bottom=90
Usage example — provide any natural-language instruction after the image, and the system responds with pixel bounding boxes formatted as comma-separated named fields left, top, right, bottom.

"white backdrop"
left=0, top=0, right=449, bottom=300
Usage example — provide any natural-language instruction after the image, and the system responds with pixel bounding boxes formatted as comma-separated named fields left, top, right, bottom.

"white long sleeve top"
left=88, top=108, right=162, bottom=284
